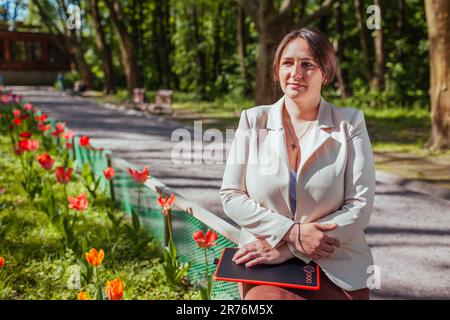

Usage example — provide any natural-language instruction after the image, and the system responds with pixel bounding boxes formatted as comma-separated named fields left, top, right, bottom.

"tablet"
left=214, top=248, right=320, bottom=290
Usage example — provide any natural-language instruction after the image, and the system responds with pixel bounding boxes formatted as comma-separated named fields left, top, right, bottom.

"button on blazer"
left=220, top=95, right=376, bottom=291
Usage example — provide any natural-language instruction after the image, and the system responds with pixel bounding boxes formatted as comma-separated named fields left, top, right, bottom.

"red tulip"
left=14, top=146, right=24, bottom=156
left=103, top=167, right=115, bottom=181
left=56, top=167, right=73, bottom=184
left=157, top=194, right=175, bottom=216
left=68, top=192, right=88, bottom=211
left=37, top=152, right=55, bottom=171
left=12, top=118, right=22, bottom=126
left=24, top=103, right=33, bottom=112
left=79, top=136, right=90, bottom=147
left=64, top=130, right=75, bottom=140
left=38, top=123, right=51, bottom=132
left=192, top=229, right=218, bottom=249
left=55, top=122, right=65, bottom=132
left=13, top=109, right=21, bottom=118
left=18, top=139, right=39, bottom=152
left=19, top=132, right=32, bottom=139
left=128, top=166, right=149, bottom=184
left=0, top=257, right=4, bottom=268
left=35, top=114, right=48, bottom=122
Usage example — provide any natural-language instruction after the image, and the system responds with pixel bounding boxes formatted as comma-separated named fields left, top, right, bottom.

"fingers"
left=315, top=223, right=337, bottom=232
left=245, top=257, right=265, bottom=268
left=232, top=245, right=254, bottom=262
left=234, top=252, right=259, bottom=265
left=320, top=243, right=335, bottom=254
left=324, top=235, right=340, bottom=248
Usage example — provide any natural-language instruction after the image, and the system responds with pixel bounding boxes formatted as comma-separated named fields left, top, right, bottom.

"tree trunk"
left=236, top=4, right=250, bottom=97
left=190, top=4, right=207, bottom=98
left=105, top=0, right=142, bottom=97
left=238, top=0, right=339, bottom=104
left=87, top=0, right=115, bottom=93
left=333, top=1, right=351, bottom=98
left=425, top=0, right=450, bottom=150
left=354, top=0, right=373, bottom=84
left=371, top=0, right=384, bottom=90
left=213, top=2, right=223, bottom=91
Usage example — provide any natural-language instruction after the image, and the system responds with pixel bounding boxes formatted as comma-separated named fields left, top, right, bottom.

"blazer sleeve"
left=219, top=110, right=295, bottom=249
left=314, top=110, right=376, bottom=244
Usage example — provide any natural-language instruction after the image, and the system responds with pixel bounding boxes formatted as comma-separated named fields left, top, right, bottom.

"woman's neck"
left=284, top=95, right=321, bottom=121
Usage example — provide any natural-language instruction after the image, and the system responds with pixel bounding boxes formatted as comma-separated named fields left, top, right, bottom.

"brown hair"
left=272, top=27, right=336, bottom=87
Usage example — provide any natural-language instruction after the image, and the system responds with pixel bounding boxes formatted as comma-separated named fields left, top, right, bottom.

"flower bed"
left=0, top=91, right=211, bottom=299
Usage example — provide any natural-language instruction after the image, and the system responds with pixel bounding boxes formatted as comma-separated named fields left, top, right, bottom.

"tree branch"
left=235, top=0, right=259, bottom=24
left=301, top=0, right=339, bottom=26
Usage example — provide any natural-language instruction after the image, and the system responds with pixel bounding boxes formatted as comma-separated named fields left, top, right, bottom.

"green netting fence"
left=72, top=137, right=240, bottom=300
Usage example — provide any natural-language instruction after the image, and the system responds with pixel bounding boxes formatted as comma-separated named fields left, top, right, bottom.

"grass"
left=0, top=135, right=201, bottom=300
left=83, top=89, right=450, bottom=190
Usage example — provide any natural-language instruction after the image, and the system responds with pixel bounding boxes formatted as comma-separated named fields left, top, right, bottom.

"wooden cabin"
left=0, top=25, right=70, bottom=85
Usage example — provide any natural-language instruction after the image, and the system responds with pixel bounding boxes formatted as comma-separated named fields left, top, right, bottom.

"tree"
left=425, top=0, right=450, bottom=149
left=237, top=0, right=339, bottom=104
left=372, top=0, right=384, bottom=90
left=32, top=0, right=96, bottom=90
left=87, top=0, right=115, bottom=93
left=104, top=0, right=142, bottom=97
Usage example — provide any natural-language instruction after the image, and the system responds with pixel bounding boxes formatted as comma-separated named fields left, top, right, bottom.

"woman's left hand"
left=232, top=238, right=293, bottom=268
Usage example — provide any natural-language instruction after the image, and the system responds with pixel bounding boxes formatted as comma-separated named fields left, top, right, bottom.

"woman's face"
left=278, top=38, right=325, bottom=101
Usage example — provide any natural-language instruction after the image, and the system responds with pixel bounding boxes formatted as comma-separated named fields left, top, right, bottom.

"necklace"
left=284, top=118, right=314, bottom=150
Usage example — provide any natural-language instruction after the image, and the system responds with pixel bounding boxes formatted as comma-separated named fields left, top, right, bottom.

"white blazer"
left=219, top=95, right=376, bottom=291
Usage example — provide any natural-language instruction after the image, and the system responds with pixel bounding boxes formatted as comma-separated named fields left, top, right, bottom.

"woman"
left=219, top=27, right=376, bottom=300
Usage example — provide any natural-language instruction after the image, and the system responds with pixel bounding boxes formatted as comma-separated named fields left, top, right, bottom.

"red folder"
left=214, top=248, right=320, bottom=290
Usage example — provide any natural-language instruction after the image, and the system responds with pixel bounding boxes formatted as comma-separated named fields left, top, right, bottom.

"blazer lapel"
left=297, top=97, right=334, bottom=175
left=266, top=95, right=335, bottom=217
left=267, top=96, right=291, bottom=213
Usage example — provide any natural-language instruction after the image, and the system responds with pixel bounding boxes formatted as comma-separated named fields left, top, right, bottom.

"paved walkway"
left=12, top=86, right=450, bottom=300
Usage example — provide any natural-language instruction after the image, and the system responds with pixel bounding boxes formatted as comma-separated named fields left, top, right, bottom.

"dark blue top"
left=289, top=168, right=297, bottom=215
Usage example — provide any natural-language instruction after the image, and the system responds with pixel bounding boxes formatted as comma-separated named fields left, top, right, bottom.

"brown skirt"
left=239, top=269, right=370, bottom=300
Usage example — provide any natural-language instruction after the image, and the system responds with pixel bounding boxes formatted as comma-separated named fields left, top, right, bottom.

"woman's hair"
left=272, top=27, right=336, bottom=87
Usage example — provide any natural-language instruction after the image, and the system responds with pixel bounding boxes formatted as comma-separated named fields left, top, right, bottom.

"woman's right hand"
left=286, top=223, right=341, bottom=260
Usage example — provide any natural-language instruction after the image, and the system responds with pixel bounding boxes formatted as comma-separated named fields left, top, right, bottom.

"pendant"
left=291, top=144, right=297, bottom=150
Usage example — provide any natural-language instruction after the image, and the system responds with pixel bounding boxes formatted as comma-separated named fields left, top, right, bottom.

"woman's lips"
left=288, top=83, right=306, bottom=88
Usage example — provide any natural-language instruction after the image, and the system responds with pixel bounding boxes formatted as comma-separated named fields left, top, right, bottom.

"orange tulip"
left=0, top=257, right=5, bottom=268
left=157, top=193, right=175, bottom=216
left=128, top=166, right=149, bottom=184
left=68, top=192, right=88, bottom=211
left=106, top=277, right=124, bottom=300
left=77, top=292, right=89, bottom=300
left=193, top=229, right=218, bottom=249
left=85, top=248, right=104, bottom=267
left=103, top=167, right=115, bottom=181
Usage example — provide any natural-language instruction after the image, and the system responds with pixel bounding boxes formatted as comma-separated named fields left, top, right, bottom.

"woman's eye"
left=302, top=62, right=314, bottom=68
left=283, top=61, right=292, bottom=66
